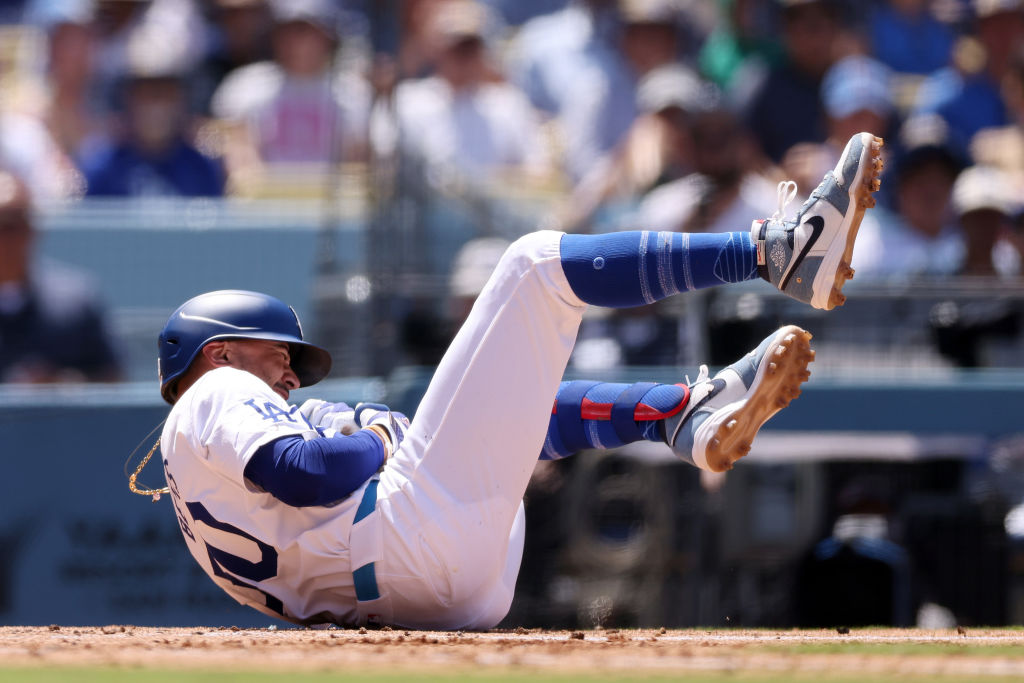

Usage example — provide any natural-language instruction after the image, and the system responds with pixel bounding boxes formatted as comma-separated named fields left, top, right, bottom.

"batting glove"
left=354, top=402, right=410, bottom=455
left=298, top=399, right=358, bottom=435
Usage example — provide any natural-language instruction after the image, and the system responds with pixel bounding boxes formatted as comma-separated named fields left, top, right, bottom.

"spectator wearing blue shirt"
left=83, top=25, right=224, bottom=197
left=914, top=0, right=1024, bottom=157
left=869, top=0, right=955, bottom=75
left=0, top=170, right=121, bottom=383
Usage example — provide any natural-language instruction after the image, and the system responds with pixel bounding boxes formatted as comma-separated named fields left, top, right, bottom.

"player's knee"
left=499, top=230, right=564, bottom=273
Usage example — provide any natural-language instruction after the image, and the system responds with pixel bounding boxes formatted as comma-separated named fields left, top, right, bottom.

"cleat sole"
left=704, top=325, right=814, bottom=472
left=825, top=134, right=884, bottom=310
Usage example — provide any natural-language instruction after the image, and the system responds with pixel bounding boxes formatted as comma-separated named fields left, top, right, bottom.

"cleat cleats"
left=662, top=325, right=814, bottom=472
left=752, top=132, right=884, bottom=310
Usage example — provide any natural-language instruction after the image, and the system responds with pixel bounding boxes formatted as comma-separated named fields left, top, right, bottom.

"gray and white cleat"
left=663, top=325, right=814, bottom=472
left=752, top=132, right=884, bottom=310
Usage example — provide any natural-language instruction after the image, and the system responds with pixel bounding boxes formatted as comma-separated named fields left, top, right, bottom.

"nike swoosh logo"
left=670, top=378, right=727, bottom=446
left=178, top=312, right=260, bottom=330
left=780, top=215, right=825, bottom=290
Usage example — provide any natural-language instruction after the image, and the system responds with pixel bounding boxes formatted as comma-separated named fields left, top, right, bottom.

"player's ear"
left=202, top=341, right=232, bottom=367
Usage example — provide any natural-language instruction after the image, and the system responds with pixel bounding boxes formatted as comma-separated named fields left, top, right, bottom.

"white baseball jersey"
left=161, top=366, right=372, bottom=625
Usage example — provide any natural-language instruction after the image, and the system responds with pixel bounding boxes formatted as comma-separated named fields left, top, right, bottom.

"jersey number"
left=184, top=501, right=285, bottom=617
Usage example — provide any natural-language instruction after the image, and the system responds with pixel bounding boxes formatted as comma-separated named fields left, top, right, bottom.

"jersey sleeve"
left=186, top=367, right=318, bottom=486
left=243, top=431, right=386, bottom=507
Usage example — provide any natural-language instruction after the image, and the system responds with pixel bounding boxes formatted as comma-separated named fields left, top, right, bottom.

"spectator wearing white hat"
left=952, top=164, right=1020, bottom=276
left=83, top=22, right=224, bottom=197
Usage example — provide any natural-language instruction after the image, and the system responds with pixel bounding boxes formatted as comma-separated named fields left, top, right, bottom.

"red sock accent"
left=633, top=383, right=689, bottom=420
left=553, top=384, right=690, bottom=420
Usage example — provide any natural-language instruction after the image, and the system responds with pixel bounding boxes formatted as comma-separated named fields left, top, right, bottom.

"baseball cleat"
left=662, top=325, right=814, bottom=472
left=752, top=132, right=884, bottom=310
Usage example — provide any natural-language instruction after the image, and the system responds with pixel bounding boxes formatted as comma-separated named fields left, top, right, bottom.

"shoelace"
left=685, top=364, right=710, bottom=387
left=771, top=180, right=798, bottom=222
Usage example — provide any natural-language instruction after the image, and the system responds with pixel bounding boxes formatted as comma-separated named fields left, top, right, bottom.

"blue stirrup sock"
left=541, top=381, right=690, bottom=460
left=560, top=230, right=758, bottom=307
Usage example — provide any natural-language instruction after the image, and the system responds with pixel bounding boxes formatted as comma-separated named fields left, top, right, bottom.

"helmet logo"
left=178, top=312, right=261, bottom=330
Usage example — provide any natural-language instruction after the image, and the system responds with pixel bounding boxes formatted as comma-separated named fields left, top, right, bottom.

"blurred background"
left=2, top=0, right=1024, bottom=629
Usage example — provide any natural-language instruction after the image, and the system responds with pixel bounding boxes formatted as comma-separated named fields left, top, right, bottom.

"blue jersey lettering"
left=244, top=398, right=302, bottom=424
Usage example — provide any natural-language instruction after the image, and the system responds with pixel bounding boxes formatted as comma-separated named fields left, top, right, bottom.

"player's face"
left=224, top=340, right=300, bottom=400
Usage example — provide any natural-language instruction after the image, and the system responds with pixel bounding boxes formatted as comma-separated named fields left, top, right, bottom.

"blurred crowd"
left=4, top=0, right=1024, bottom=381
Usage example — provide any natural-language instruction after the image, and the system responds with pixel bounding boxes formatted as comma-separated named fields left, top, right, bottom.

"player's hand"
left=354, top=402, right=410, bottom=455
left=298, top=398, right=351, bottom=424
left=298, top=399, right=357, bottom=435
left=320, top=410, right=359, bottom=435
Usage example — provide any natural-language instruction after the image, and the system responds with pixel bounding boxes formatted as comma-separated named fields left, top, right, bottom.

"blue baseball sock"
left=541, top=380, right=690, bottom=460
left=560, top=230, right=758, bottom=307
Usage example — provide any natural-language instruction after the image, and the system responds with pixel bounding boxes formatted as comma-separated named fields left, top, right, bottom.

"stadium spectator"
left=0, top=170, right=120, bottom=383
left=951, top=164, right=1019, bottom=276
left=853, top=117, right=965, bottom=278
left=211, top=0, right=371, bottom=188
left=618, top=0, right=688, bottom=78
left=553, top=63, right=707, bottom=232
left=868, top=0, right=955, bottom=76
left=18, top=0, right=113, bottom=172
left=969, top=42, right=1024, bottom=179
left=82, top=23, right=225, bottom=197
left=630, top=88, right=779, bottom=234
left=972, top=43, right=1024, bottom=270
left=195, top=0, right=274, bottom=114
left=742, top=0, right=845, bottom=164
left=387, top=0, right=454, bottom=81
left=780, top=54, right=895, bottom=195
left=913, top=0, right=1024, bottom=157
left=0, top=109, right=79, bottom=201
left=86, top=0, right=207, bottom=114
left=506, top=0, right=637, bottom=181
left=393, top=0, right=549, bottom=182
left=699, top=0, right=783, bottom=91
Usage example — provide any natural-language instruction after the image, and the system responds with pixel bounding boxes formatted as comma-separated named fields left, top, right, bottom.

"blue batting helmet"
left=158, top=290, right=332, bottom=404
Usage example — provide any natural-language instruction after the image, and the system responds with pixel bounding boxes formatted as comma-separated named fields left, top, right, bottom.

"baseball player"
left=150, top=133, right=883, bottom=629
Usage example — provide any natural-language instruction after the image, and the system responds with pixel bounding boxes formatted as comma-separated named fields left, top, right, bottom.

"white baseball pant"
left=351, top=230, right=586, bottom=629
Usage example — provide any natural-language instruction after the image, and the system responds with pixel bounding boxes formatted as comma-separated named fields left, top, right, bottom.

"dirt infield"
left=3, top=626, right=1024, bottom=679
